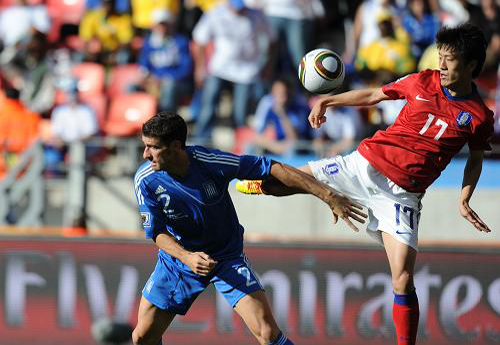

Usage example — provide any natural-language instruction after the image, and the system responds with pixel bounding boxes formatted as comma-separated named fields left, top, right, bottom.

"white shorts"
left=309, top=151, right=424, bottom=250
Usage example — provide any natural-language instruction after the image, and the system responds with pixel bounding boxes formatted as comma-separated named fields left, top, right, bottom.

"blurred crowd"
left=0, top=0, right=500, bottom=178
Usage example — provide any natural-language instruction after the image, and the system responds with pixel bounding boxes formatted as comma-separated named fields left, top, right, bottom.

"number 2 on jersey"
left=237, top=267, right=257, bottom=287
left=419, top=114, right=448, bottom=140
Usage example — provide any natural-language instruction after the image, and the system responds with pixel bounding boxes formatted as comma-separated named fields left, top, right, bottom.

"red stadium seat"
left=233, top=126, right=256, bottom=154
left=72, top=62, right=105, bottom=98
left=107, top=64, right=143, bottom=98
left=46, top=0, right=85, bottom=24
left=104, top=93, right=157, bottom=136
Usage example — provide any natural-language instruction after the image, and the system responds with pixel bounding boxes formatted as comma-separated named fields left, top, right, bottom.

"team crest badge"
left=203, top=181, right=218, bottom=198
left=456, top=111, right=472, bottom=127
left=141, top=212, right=151, bottom=227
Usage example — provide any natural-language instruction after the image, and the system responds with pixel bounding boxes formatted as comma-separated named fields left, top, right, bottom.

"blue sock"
left=268, top=331, right=294, bottom=345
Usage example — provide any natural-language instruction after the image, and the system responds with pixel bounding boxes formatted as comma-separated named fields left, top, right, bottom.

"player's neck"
left=167, top=150, right=190, bottom=180
left=443, top=80, right=473, bottom=98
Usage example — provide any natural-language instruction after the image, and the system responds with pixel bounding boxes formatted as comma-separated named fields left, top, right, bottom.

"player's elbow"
left=367, top=88, right=387, bottom=105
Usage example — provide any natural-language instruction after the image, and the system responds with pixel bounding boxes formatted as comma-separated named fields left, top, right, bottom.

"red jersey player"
left=237, top=23, right=493, bottom=344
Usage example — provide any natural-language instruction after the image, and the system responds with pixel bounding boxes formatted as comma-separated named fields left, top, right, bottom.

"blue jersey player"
left=132, top=112, right=367, bottom=345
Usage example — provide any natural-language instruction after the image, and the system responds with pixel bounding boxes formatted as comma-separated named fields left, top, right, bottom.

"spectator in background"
left=131, top=0, right=179, bottom=33
left=312, top=103, right=363, bottom=158
left=79, top=0, right=133, bottom=64
left=468, top=0, right=500, bottom=75
left=356, top=9, right=415, bottom=79
left=438, top=0, right=470, bottom=27
left=402, top=0, right=440, bottom=61
left=138, top=12, right=192, bottom=112
left=344, top=0, right=401, bottom=64
left=20, top=31, right=55, bottom=116
left=191, top=0, right=225, bottom=12
left=85, top=0, right=129, bottom=13
left=175, top=0, right=203, bottom=39
left=252, top=0, right=325, bottom=73
left=0, top=88, right=40, bottom=173
left=0, top=0, right=51, bottom=64
left=250, top=77, right=310, bottom=156
left=43, top=81, right=98, bottom=174
left=417, top=42, right=439, bottom=71
left=191, top=0, right=275, bottom=139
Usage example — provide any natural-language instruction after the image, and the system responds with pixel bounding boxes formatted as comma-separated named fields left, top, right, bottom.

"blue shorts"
left=142, top=253, right=263, bottom=315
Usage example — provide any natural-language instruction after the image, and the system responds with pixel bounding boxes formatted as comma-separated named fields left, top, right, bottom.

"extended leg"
left=132, top=296, right=176, bottom=345
left=382, top=232, right=419, bottom=345
left=234, top=290, right=293, bottom=345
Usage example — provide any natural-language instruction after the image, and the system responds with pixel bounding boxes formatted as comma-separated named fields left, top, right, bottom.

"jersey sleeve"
left=236, top=154, right=272, bottom=180
left=468, top=114, right=494, bottom=151
left=135, top=180, right=167, bottom=239
left=382, top=72, right=420, bottom=100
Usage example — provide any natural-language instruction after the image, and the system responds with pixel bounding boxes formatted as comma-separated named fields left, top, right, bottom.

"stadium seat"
left=0, top=0, right=16, bottom=8
left=72, top=62, right=106, bottom=98
left=233, top=126, right=256, bottom=154
left=46, top=0, right=85, bottom=24
left=104, top=92, right=156, bottom=136
left=107, top=64, right=143, bottom=98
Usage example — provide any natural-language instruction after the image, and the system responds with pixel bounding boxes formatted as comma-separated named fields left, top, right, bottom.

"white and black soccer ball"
left=298, top=48, right=345, bottom=94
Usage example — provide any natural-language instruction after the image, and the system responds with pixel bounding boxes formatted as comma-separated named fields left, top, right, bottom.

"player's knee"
left=392, top=270, right=413, bottom=293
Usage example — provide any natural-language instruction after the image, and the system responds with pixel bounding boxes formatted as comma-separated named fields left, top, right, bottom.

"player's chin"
left=150, top=162, right=161, bottom=171
left=439, top=78, right=449, bottom=87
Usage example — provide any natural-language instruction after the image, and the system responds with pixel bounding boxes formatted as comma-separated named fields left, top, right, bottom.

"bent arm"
left=155, top=233, right=217, bottom=275
left=309, top=88, right=390, bottom=128
left=154, top=233, right=190, bottom=262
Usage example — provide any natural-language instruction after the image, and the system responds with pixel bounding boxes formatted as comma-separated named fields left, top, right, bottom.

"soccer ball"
left=298, top=48, right=345, bottom=94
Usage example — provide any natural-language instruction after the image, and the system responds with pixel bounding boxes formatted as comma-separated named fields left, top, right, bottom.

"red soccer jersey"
left=358, top=69, right=494, bottom=192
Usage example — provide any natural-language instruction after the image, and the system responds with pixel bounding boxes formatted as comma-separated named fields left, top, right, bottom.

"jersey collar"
left=441, top=83, right=477, bottom=101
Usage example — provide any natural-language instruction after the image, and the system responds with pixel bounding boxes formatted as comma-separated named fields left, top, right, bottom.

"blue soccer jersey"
left=134, top=146, right=272, bottom=261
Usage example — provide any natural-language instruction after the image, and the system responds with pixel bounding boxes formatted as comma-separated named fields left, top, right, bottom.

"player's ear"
left=169, top=140, right=182, bottom=151
left=466, top=60, right=477, bottom=75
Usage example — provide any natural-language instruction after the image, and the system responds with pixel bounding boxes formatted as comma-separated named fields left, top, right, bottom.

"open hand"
left=459, top=201, right=490, bottom=233
left=327, top=194, right=368, bottom=232
left=184, top=252, right=218, bottom=276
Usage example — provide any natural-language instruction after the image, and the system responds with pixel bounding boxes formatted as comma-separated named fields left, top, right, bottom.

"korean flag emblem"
left=456, top=111, right=472, bottom=127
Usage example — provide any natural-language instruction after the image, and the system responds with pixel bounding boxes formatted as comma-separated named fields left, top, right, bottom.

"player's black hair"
left=435, top=23, right=488, bottom=78
left=142, top=111, right=187, bottom=148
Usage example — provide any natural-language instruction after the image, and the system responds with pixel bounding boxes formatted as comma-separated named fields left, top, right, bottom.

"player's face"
left=438, top=46, right=473, bottom=89
left=142, top=135, right=172, bottom=171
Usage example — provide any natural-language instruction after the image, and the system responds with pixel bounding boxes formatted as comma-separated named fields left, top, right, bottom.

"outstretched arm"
left=459, top=150, right=490, bottom=232
left=266, top=161, right=367, bottom=231
left=309, top=87, right=390, bottom=128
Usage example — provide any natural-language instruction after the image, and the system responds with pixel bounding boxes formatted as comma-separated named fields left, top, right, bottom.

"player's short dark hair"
left=435, top=23, right=488, bottom=78
left=142, top=111, right=187, bottom=148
